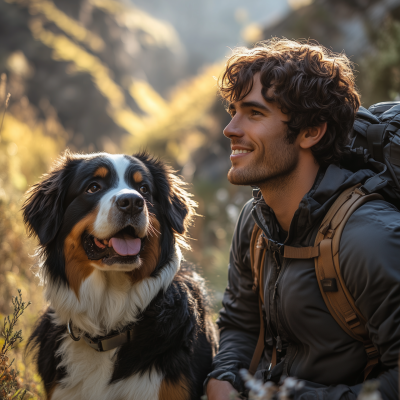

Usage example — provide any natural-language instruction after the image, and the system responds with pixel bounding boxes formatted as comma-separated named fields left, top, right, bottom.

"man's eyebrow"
left=240, top=101, right=271, bottom=112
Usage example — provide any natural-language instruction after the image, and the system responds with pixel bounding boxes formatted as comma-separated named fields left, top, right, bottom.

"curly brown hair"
left=219, top=38, right=361, bottom=167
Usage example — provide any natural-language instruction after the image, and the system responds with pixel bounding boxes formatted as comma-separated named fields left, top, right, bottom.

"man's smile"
left=230, top=147, right=253, bottom=160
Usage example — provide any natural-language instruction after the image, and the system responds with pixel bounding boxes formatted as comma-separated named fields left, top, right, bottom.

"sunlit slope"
left=1, top=0, right=188, bottom=149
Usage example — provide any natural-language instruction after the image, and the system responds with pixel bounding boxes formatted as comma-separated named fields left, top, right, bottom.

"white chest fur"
left=52, top=334, right=163, bottom=400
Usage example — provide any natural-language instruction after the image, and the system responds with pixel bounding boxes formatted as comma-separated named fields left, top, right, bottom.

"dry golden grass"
left=0, top=74, right=65, bottom=399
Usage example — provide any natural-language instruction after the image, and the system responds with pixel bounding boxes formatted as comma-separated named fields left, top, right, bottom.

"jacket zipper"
left=276, top=259, right=302, bottom=374
left=252, top=205, right=300, bottom=363
left=273, top=253, right=283, bottom=354
left=287, top=344, right=298, bottom=375
left=252, top=206, right=286, bottom=356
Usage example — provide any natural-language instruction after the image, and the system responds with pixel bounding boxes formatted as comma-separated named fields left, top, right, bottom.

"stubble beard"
left=227, top=138, right=299, bottom=191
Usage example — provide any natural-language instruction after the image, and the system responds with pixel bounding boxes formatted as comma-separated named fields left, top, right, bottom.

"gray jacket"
left=208, top=165, right=400, bottom=400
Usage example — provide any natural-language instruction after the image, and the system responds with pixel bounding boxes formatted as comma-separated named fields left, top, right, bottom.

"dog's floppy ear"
left=22, top=151, right=79, bottom=246
left=134, top=152, right=197, bottom=241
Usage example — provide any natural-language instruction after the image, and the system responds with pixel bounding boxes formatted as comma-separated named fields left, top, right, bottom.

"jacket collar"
left=252, top=165, right=376, bottom=246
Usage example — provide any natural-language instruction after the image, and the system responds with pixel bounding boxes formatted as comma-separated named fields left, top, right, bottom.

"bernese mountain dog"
left=23, top=151, right=217, bottom=400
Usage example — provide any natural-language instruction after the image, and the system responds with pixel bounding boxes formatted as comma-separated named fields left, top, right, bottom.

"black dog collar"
left=67, top=319, right=136, bottom=352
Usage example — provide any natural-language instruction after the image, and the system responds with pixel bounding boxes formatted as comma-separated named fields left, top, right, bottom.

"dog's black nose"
left=116, top=193, right=144, bottom=215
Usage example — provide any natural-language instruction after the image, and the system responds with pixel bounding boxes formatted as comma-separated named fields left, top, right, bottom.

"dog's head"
left=23, top=151, right=196, bottom=296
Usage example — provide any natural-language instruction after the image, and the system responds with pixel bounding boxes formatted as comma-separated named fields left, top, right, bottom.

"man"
left=206, top=39, right=400, bottom=400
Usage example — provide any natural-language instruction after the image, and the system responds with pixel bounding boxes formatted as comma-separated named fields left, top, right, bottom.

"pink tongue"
left=109, top=236, right=141, bottom=256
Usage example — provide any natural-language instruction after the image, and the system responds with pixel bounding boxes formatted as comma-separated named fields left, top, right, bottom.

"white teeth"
left=232, top=149, right=251, bottom=155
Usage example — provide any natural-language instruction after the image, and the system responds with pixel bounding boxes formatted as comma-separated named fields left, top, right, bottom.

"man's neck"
left=258, top=160, right=320, bottom=232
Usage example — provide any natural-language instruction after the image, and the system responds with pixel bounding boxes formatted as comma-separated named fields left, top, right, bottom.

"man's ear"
left=22, top=151, right=78, bottom=246
left=299, top=122, right=328, bottom=149
left=134, top=152, right=197, bottom=237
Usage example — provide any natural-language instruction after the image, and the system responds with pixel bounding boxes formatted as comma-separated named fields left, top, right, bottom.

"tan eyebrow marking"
left=133, top=171, right=143, bottom=183
left=93, top=167, right=109, bottom=178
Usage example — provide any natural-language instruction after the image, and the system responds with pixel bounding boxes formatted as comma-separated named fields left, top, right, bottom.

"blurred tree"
left=359, top=13, right=400, bottom=104
left=259, top=0, right=400, bottom=107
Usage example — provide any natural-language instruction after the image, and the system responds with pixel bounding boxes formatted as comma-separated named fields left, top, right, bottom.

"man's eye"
left=251, top=110, right=261, bottom=116
left=139, top=186, right=148, bottom=194
left=87, top=183, right=101, bottom=194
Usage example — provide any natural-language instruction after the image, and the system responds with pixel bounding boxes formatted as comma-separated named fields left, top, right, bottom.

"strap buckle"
left=344, top=313, right=360, bottom=329
left=321, top=278, right=338, bottom=292
left=364, top=341, right=379, bottom=359
left=267, top=238, right=285, bottom=256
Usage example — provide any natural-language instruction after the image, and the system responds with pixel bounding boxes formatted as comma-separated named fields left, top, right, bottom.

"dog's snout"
left=116, top=193, right=144, bottom=215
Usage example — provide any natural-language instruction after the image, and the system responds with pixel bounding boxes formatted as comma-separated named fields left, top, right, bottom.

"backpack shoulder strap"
left=314, top=183, right=383, bottom=380
left=250, top=224, right=266, bottom=303
left=249, top=224, right=268, bottom=374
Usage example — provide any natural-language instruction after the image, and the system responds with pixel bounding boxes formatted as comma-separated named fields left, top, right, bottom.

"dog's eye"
left=139, top=185, right=148, bottom=194
left=87, top=183, right=101, bottom=194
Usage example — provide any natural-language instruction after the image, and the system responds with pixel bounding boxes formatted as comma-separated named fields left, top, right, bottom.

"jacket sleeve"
left=297, top=199, right=400, bottom=400
left=205, top=199, right=261, bottom=394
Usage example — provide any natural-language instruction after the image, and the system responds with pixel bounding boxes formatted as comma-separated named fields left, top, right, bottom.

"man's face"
left=224, top=75, right=299, bottom=187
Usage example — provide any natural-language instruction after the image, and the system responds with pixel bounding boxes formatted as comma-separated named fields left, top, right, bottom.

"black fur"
left=135, top=152, right=196, bottom=236
left=110, top=265, right=216, bottom=398
left=27, top=310, right=67, bottom=394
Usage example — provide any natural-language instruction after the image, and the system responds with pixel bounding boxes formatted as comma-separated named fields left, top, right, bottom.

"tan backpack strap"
left=283, top=245, right=319, bottom=259
left=314, top=184, right=382, bottom=380
left=250, top=224, right=264, bottom=295
left=250, top=224, right=267, bottom=303
left=249, top=224, right=267, bottom=374
left=249, top=297, right=265, bottom=375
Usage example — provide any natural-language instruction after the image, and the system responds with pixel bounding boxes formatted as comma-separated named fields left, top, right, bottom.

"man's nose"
left=223, top=116, right=244, bottom=139
left=116, top=193, right=144, bottom=215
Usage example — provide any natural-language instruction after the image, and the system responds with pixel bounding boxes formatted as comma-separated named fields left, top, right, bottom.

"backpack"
left=248, top=101, right=400, bottom=380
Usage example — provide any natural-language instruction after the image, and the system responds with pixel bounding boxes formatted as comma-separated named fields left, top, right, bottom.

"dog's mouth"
left=82, top=226, right=144, bottom=265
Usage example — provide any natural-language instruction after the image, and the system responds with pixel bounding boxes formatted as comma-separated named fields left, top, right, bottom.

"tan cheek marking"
left=47, top=383, right=56, bottom=400
left=128, top=215, right=161, bottom=284
left=158, top=376, right=190, bottom=400
left=94, top=166, right=108, bottom=178
left=64, top=210, right=102, bottom=298
left=133, top=171, right=143, bottom=183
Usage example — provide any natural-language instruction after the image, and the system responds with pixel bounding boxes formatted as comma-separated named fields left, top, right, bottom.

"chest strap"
left=264, top=237, right=320, bottom=259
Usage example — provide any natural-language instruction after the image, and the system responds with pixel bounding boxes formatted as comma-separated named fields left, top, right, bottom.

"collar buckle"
left=67, top=320, right=136, bottom=352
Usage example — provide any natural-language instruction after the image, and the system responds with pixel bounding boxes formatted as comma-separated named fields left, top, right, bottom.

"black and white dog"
left=24, top=151, right=217, bottom=400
